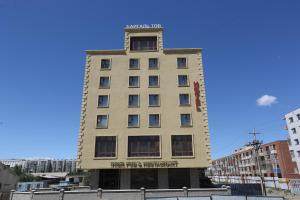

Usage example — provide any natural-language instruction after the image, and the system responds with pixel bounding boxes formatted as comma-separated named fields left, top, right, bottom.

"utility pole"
left=247, top=128, right=267, bottom=196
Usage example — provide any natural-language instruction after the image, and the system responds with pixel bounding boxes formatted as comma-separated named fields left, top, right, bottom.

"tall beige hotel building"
left=77, top=24, right=211, bottom=189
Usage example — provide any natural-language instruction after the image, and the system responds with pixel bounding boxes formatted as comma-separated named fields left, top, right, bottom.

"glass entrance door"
left=99, top=169, right=120, bottom=189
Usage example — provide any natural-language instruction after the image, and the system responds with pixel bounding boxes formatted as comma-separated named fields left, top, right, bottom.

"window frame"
left=177, top=57, right=188, bottom=69
left=148, top=94, right=160, bottom=107
left=129, top=58, right=140, bottom=70
left=148, top=75, right=160, bottom=88
left=178, top=75, right=189, bottom=87
left=128, top=114, right=140, bottom=128
left=130, top=36, right=158, bottom=52
left=94, top=136, right=117, bottom=159
left=170, top=134, right=194, bottom=158
left=96, top=115, right=109, bottom=129
left=128, top=94, right=140, bottom=108
left=148, top=58, right=159, bottom=70
left=99, top=76, right=111, bottom=89
left=128, top=76, right=140, bottom=88
left=180, top=113, right=193, bottom=127
left=100, top=58, right=112, bottom=70
left=148, top=113, right=161, bottom=128
left=179, top=93, right=191, bottom=106
left=97, top=95, right=110, bottom=108
left=127, top=135, right=161, bottom=158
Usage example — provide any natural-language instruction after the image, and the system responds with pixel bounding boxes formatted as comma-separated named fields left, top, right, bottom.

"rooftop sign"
left=125, top=24, right=162, bottom=29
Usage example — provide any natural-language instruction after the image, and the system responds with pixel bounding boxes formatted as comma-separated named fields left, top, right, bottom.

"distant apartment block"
left=0, top=159, right=76, bottom=173
left=285, top=108, right=300, bottom=173
left=210, top=140, right=300, bottom=179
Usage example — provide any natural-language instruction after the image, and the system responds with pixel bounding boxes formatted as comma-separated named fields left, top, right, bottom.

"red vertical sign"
left=194, top=81, right=201, bottom=112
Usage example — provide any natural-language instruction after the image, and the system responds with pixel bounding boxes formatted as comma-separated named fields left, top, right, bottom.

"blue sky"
left=0, top=0, right=299, bottom=160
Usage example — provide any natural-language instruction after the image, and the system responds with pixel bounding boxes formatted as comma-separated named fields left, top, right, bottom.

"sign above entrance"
left=125, top=24, right=162, bottom=29
left=111, top=161, right=178, bottom=169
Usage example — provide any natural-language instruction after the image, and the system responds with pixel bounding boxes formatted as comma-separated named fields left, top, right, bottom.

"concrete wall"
left=10, top=188, right=230, bottom=200
left=210, top=176, right=289, bottom=190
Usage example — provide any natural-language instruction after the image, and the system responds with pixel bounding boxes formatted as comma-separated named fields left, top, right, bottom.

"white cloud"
left=256, top=95, right=278, bottom=106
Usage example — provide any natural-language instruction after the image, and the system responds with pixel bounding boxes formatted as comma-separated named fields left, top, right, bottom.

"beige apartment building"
left=77, top=25, right=211, bottom=189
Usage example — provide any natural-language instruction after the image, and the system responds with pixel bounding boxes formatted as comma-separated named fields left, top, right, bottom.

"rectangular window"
left=297, top=114, right=300, bottom=120
left=149, top=58, right=158, bottom=69
left=179, top=94, right=190, bottom=106
left=149, top=114, right=160, bottom=127
left=95, top=136, right=116, bottom=157
left=149, top=94, right=160, bottom=107
left=297, top=151, right=300, bottom=157
left=292, top=128, right=297, bottom=134
left=295, top=139, right=299, bottom=145
left=97, top=115, right=108, bottom=128
left=291, top=150, right=295, bottom=158
left=129, top=76, right=140, bottom=87
left=129, top=59, right=139, bottom=69
left=101, top=59, right=111, bottom=70
left=149, top=76, right=159, bottom=87
left=98, top=95, right=109, bottom=107
left=130, top=37, right=157, bottom=51
left=178, top=75, right=189, bottom=86
left=180, top=114, right=192, bottom=127
left=171, top=135, right=193, bottom=156
left=128, top=114, right=139, bottom=127
left=99, top=77, right=110, bottom=88
left=177, top=58, right=187, bottom=68
left=128, top=136, right=160, bottom=157
left=128, top=95, right=139, bottom=107
left=289, top=117, right=294, bottom=123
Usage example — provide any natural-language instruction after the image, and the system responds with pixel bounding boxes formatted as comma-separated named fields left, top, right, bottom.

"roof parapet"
left=86, top=49, right=126, bottom=55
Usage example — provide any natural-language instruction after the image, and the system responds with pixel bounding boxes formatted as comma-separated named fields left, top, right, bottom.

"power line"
left=246, top=128, right=266, bottom=196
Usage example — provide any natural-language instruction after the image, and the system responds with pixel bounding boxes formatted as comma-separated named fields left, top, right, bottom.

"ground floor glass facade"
left=93, top=168, right=205, bottom=189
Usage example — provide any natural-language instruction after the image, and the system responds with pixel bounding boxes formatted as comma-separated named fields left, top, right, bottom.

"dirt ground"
left=267, top=188, right=300, bottom=200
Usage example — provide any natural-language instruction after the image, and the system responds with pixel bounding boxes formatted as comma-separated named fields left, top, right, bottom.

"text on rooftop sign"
left=125, top=24, right=162, bottom=29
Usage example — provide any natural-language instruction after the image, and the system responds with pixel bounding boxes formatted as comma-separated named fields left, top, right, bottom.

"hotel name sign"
left=194, top=81, right=201, bottom=112
left=111, top=161, right=178, bottom=169
left=125, top=24, right=162, bottom=29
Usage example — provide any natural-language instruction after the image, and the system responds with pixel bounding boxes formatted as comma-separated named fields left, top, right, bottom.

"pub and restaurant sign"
left=111, top=161, right=178, bottom=169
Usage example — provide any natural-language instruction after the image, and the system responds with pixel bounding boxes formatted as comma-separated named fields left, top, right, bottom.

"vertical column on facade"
left=158, top=169, right=169, bottom=189
left=120, top=169, right=131, bottom=189
left=77, top=55, right=91, bottom=168
left=190, top=169, right=200, bottom=188
left=197, top=52, right=211, bottom=164
left=89, top=170, right=100, bottom=189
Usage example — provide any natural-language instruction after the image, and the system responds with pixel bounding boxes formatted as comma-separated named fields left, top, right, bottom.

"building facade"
left=77, top=25, right=211, bottom=189
left=210, top=140, right=300, bottom=179
left=285, top=108, right=300, bottom=173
